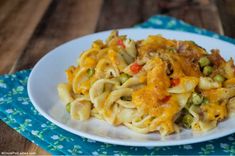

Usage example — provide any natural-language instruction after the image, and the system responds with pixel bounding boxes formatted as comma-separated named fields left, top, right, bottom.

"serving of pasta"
left=57, top=30, right=235, bottom=136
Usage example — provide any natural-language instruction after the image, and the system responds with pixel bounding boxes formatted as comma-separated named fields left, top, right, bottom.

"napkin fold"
left=1, top=15, right=235, bottom=155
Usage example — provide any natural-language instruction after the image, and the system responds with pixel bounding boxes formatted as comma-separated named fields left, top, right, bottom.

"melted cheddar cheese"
left=201, top=102, right=227, bottom=121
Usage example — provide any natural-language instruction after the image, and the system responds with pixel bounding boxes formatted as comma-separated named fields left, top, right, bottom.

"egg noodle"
left=57, top=31, right=235, bottom=136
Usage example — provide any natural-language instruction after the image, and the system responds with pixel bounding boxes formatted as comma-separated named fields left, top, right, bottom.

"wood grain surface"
left=0, top=0, right=52, bottom=74
left=13, top=0, right=103, bottom=72
left=216, top=0, right=235, bottom=38
left=0, top=0, right=234, bottom=155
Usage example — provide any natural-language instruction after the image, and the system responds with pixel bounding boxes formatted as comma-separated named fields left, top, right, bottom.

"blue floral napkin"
left=1, top=15, right=235, bottom=155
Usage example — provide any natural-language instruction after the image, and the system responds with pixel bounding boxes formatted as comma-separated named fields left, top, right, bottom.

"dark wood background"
left=0, top=0, right=234, bottom=154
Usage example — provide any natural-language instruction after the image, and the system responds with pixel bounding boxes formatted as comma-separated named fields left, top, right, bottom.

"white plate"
left=28, top=28, right=235, bottom=146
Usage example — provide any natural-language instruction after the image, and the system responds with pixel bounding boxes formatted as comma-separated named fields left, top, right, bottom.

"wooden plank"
left=96, top=0, right=222, bottom=34
left=96, top=0, right=162, bottom=31
left=117, top=0, right=206, bottom=29
left=216, top=0, right=235, bottom=38
left=164, top=0, right=223, bottom=34
left=199, top=3, right=224, bottom=34
left=0, top=0, right=52, bottom=74
left=96, top=0, right=142, bottom=31
left=13, top=0, right=103, bottom=72
left=141, top=0, right=161, bottom=21
left=0, top=121, right=48, bottom=155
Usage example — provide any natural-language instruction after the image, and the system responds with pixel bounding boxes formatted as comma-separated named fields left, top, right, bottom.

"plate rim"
left=28, top=28, right=235, bottom=146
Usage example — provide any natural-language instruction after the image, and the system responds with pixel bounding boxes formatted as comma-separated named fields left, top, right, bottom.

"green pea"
left=185, top=101, right=192, bottom=110
left=213, top=74, right=225, bottom=82
left=191, top=93, right=204, bottom=105
left=66, top=102, right=71, bottom=113
left=203, top=66, right=213, bottom=76
left=198, top=57, right=210, bottom=67
left=87, top=68, right=95, bottom=77
left=182, top=114, right=193, bottom=128
left=202, top=98, right=209, bottom=104
left=167, top=47, right=176, bottom=53
left=119, top=73, right=130, bottom=84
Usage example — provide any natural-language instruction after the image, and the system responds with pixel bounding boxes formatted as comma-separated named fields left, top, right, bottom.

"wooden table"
left=0, top=0, right=234, bottom=154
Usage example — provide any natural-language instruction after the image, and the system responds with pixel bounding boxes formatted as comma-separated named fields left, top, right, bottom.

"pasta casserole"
left=57, top=31, right=235, bottom=136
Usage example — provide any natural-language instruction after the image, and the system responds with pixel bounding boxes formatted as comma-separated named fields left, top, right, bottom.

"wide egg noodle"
left=103, top=88, right=133, bottom=125
left=124, top=115, right=151, bottom=134
left=95, top=58, right=119, bottom=79
left=72, top=67, right=90, bottom=94
left=124, top=39, right=137, bottom=59
left=57, top=83, right=74, bottom=105
left=78, top=48, right=98, bottom=68
left=70, top=97, right=92, bottom=121
left=228, top=97, right=235, bottom=116
left=89, top=79, right=118, bottom=109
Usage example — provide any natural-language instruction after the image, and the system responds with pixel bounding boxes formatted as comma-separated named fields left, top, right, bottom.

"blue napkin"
left=1, top=15, right=235, bottom=155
